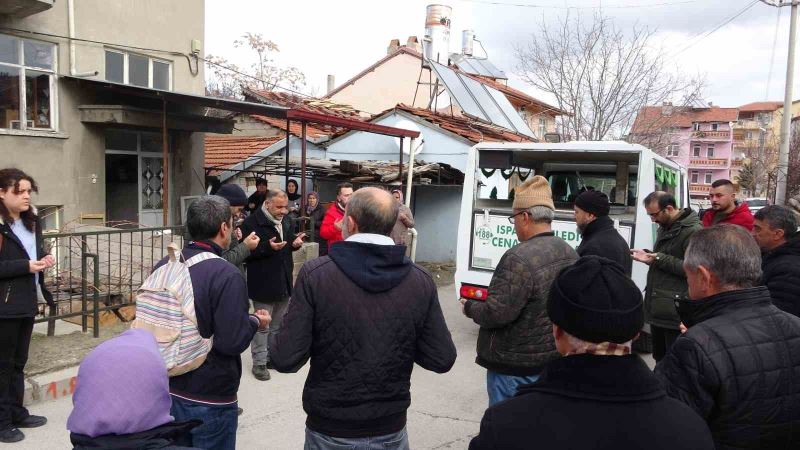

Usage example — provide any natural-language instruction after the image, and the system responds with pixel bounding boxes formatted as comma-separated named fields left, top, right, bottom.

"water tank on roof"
left=423, top=4, right=452, bottom=66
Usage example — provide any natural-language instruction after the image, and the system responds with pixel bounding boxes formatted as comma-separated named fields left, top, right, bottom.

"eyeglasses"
left=508, top=211, right=528, bottom=224
left=647, top=208, right=665, bottom=218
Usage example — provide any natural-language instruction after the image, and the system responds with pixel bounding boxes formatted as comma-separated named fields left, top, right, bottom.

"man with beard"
left=574, top=190, right=632, bottom=275
left=701, top=179, right=754, bottom=231
left=320, top=182, right=354, bottom=251
left=752, top=205, right=800, bottom=317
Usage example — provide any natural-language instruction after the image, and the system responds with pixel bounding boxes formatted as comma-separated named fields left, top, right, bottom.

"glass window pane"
left=128, top=54, right=148, bottom=87
left=0, top=65, right=20, bottom=129
left=141, top=157, right=164, bottom=210
left=140, top=132, right=163, bottom=153
left=105, top=129, right=138, bottom=151
left=459, top=74, right=514, bottom=130
left=429, top=61, right=488, bottom=122
left=105, top=51, right=124, bottom=83
left=153, top=61, right=169, bottom=90
left=25, top=70, right=51, bottom=128
left=0, top=35, right=19, bottom=64
left=23, top=41, right=54, bottom=70
left=486, top=85, right=536, bottom=138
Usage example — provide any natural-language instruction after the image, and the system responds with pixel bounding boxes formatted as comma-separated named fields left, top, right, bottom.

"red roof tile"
left=392, top=104, right=536, bottom=144
left=205, top=135, right=282, bottom=174
left=738, top=101, right=784, bottom=112
left=630, top=106, right=739, bottom=134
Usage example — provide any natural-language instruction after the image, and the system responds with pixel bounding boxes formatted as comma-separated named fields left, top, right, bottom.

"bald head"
left=345, top=187, right=399, bottom=236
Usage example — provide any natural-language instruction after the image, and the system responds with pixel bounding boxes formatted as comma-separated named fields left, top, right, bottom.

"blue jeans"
left=486, top=370, right=540, bottom=406
left=170, top=396, right=238, bottom=450
left=304, top=426, right=409, bottom=450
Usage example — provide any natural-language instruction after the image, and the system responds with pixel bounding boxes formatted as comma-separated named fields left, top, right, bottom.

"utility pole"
left=762, top=0, right=799, bottom=204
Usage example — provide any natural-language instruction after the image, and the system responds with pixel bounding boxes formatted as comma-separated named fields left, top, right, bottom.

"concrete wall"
left=412, top=185, right=461, bottom=263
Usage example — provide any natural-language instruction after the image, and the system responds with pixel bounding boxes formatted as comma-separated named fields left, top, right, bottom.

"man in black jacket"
left=470, top=256, right=714, bottom=450
left=655, top=224, right=800, bottom=450
left=240, top=189, right=305, bottom=381
left=574, top=189, right=632, bottom=275
left=158, top=196, right=270, bottom=450
left=270, top=187, right=456, bottom=449
left=752, top=205, right=800, bottom=317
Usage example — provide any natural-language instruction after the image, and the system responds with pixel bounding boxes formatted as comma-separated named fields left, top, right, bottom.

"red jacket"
left=319, top=202, right=345, bottom=250
left=701, top=202, right=754, bottom=231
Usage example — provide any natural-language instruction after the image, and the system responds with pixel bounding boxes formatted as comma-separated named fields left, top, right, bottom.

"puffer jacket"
left=761, top=237, right=800, bottom=317
left=0, top=214, right=54, bottom=318
left=464, top=232, right=577, bottom=376
left=655, top=287, right=800, bottom=450
left=644, top=208, right=700, bottom=329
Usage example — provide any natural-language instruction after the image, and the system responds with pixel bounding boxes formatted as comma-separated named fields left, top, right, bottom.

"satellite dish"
left=393, top=119, right=425, bottom=156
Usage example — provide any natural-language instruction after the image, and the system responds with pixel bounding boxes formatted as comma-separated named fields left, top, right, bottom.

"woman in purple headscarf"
left=306, top=191, right=328, bottom=256
left=67, top=329, right=201, bottom=449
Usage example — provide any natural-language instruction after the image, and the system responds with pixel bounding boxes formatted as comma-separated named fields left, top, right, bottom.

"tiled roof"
left=205, top=135, right=282, bottom=174
left=630, top=106, right=739, bottom=134
left=738, top=101, right=784, bottom=112
left=392, top=104, right=536, bottom=144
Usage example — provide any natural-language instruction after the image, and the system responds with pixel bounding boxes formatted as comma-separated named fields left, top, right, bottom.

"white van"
left=455, top=141, right=689, bottom=304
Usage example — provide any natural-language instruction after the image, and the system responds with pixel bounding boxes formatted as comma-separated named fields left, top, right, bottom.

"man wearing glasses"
left=631, top=192, right=701, bottom=362
left=461, top=176, right=577, bottom=406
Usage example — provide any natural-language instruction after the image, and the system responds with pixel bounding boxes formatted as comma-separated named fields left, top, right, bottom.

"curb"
left=23, top=365, right=79, bottom=407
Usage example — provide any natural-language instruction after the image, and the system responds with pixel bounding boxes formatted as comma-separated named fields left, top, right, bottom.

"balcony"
left=731, top=159, right=745, bottom=167
left=690, top=184, right=711, bottom=194
left=689, top=158, right=730, bottom=169
left=0, top=0, right=53, bottom=18
left=691, top=130, right=731, bottom=141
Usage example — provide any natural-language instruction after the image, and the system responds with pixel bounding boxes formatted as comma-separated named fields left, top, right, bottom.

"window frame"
left=691, top=171, right=699, bottom=184
left=693, top=123, right=700, bottom=131
left=104, top=48, right=173, bottom=91
left=692, top=144, right=701, bottom=157
left=0, top=34, right=58, bottom=132
left=538, top=117, right=546, bottom=138
left=667, top=143, right=679, bottom=157
left=706, top=144, right=715, bottom=158
left=711, top=123, right=719, bottom=131
left=704, top=172, right=712, bottom=185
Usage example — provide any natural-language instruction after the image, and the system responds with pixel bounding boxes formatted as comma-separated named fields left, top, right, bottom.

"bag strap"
left=185, top=251, right=221, bottom=268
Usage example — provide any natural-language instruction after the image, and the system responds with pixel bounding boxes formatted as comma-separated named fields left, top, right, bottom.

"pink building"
left=630, top=105, right=739, bottom=200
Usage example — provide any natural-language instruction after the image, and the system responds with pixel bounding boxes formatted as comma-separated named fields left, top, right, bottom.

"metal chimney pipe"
left=462, top=30, right=474, bottom=56
left=327, top=75, right=335, bottom=94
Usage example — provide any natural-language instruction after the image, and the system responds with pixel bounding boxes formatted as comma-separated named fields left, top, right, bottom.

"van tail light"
left=460, top=284, right=489, bottom=301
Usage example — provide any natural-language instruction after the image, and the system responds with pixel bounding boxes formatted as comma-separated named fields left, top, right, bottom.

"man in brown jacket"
left=461, top=176, right=577, bottom=406
left=389, top=188, right=414, bottom=247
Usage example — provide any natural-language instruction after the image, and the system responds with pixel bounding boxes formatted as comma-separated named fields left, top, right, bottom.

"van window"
left=548, top=171, right=637, bottom=207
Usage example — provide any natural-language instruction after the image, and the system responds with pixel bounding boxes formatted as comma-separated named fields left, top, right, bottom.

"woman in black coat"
left=306, top=191, right=328, bottom=257
left=0, top=168, right=54, bottom=444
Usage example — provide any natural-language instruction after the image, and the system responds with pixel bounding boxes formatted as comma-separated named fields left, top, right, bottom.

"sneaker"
left=252, top=365, right=270, bottom=381
left=237, top=407, right=244, bottom=416
left=0, top=428, right=24, bottom=443
left=14, top=415, right=47, bottom=428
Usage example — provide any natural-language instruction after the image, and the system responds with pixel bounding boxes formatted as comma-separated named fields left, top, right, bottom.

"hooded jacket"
left=701, top=201, right=754, bottom=230
left=655, top=287, right=800, bottom=450
left=269, top=236, right=457, bottom=438
left=576, top=215, right=632, bottom=276
left=469, top=354, right=714, bottom=450
left=761, top=237, right=800, bottom=317
left=319, top=202, right=345, bottom=250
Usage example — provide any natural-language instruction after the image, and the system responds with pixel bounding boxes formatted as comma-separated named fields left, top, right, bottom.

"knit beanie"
left=512, top=175, right=554, bottom=210
left=216, top=183, right=248, bottom=207
left=575, top=190, right=610, bottom=217
left=547, top=256, right=643, bottom=344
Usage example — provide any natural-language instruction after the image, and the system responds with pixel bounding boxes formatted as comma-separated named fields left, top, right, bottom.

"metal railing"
left=37, top=226, right=186, bottom=337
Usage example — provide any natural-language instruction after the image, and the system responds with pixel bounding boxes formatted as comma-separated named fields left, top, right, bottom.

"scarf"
left=262, top=205, right=284, bottom=240
left=565, top=341, right=632, bottom=357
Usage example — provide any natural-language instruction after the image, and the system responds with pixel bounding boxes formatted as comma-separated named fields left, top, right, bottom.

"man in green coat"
left=631, top=191, right=701, bottom=362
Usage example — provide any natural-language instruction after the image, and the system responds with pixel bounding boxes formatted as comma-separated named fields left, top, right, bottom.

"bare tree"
left=515, top=13, right=704, bottom=141
left=739, top=134, right=779, bottom=197
left=206, top=32, right=308, bottom=99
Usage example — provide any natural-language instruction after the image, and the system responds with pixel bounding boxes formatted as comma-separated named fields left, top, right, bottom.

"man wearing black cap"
left=212, top=184, right=260, bottom=270
left=469, top=256, right=713, bottom=450
left=574, top=190, right=632, bottom=275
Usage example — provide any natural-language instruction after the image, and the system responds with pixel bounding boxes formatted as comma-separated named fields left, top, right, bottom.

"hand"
left=679, top=322, right=688, bottom=334
left=293, top=233, right=306, bottom=249
left=254, top=309, right=272, bottom=331
left=41, top=255, right=56, bottom=268
left=631, top=249, right=656, bottom=265
left=244, top=232, right=260, bottom=251
left=29, top=260, right=47, bottom=273
left=235, top=228, right=243, bottom=241
left=268, top=237, right=287, bottom=251
left=459, top=298, right=468, bottom=316
left=334, top=219, right=343, bottom=231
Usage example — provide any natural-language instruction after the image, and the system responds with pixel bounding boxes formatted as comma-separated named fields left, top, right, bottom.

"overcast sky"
left=205, top=0, right=798, bottom=110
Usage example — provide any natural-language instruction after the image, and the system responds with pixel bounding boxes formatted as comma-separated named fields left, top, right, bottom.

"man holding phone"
left=631, top=191, right=700, bottom=362
left=240, top=189, right=305, bottom=381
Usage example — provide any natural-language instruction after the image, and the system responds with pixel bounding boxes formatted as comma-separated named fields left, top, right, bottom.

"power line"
left=457, top=0, right=698, bottom=9
left=668, top=0, right=760, bottom=58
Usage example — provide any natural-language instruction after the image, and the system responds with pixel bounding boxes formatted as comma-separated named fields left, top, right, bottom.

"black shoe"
left=237, top=407, right=244, bottom=416
left=266, top=361, right=275, bottom=370
left=252, top=365, right=271, bottom=381
left=0, top=428, right=24, bottom=443
left=14, top=415, right=47, bottom=428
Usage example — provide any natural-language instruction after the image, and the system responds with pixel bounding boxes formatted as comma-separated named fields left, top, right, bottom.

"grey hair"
left=265, top=189, right=287, bottom=203
left=527, top=206, right=554, bottom=224
left=345, top=187, right=398, bottom=236
left=684, top=224, right=762, bottom=288
left=187, top=195, right=231, bottom=241
left=754, top=205, right=799, bottom=239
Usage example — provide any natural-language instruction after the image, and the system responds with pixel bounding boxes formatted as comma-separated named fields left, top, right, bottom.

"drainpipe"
left=68, top=0, right=99, bottom=77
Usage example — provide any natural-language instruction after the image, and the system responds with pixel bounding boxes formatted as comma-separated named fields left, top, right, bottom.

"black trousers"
left=651, top=325, right=681, bottom=362
left=0, top=317, right=33, bottom=430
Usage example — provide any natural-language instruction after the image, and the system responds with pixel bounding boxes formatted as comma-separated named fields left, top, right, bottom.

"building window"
left=692, top=144, right=701, bottom=157
left=691, top=171, right=699, bottom=184
left=711, top=123, right=719, bottom=131
left=745, top=131, right=753, bottom=140
left=0, top=34, right=56, bottom=131
left=693, top=123, right=700, bottom=131
left=105, top=49, right=172, bottom=91
left=667, top=143, right=679, bottom=157
left=704, top=172, right=712, bottom=185
left=707, top=144, right=715, bottom=158
left=538, top=117, right=546, bottom=138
